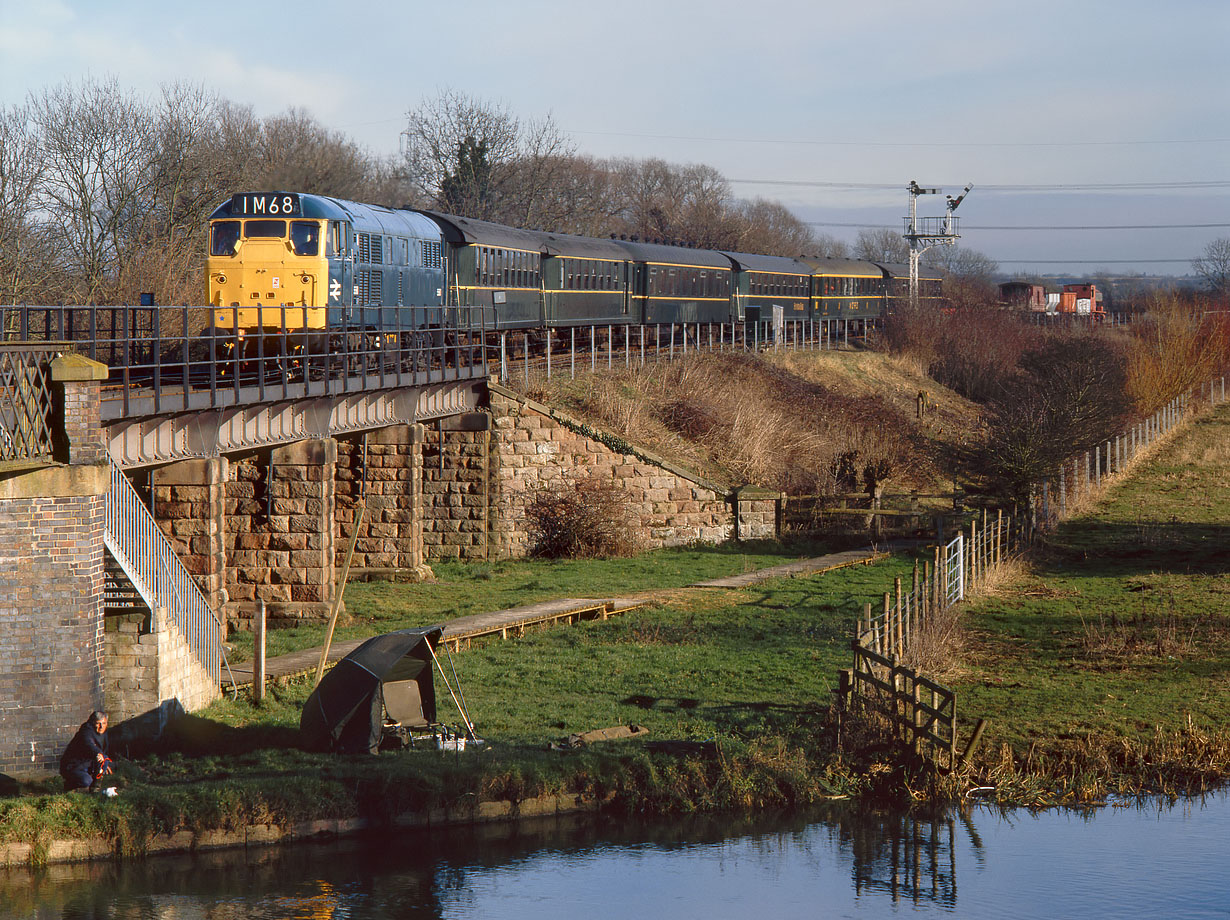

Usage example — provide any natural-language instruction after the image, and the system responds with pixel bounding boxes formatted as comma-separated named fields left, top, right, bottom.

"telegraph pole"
left=903, top=181, right=972, bottom=305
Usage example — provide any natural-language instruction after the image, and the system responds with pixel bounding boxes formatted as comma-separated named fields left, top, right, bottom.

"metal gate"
left=944, top=534, right=964, bottom=605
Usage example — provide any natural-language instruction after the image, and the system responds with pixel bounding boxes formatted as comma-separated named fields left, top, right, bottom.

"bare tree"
left=806, top=232, right=850, bottom=259
left=259, top=108, right=382, bottom=202
left=855, top=227, right=909, bottom=263
left=29, top=77, right=160, bottom=303
left=732, top=198, right=816, bottom=257
left=979, top=336, right=1129, bottom=502
left=1192, top=238, right=1230, bottom=299
left=0, top=102, right=56, bottom=308
left=401, top=89, right=576, bottom=227
left=929, top=244, right=1000, bottom=307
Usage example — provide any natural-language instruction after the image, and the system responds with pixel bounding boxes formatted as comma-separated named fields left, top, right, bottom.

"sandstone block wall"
left=422, top=414, right=494, bottom=562
left=335, top=425, right=430, bottom=579
left=104, top=605, right=218, bottom=739
left=484, top=384, right=758, bottom=560
left=223, top=440, right=336, bottom=627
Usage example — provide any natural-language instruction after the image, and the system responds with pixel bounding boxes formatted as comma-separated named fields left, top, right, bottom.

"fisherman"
left=59, top=711, right=114, bottom=794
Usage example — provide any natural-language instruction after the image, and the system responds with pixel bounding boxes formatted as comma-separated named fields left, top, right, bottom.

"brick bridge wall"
left=0, top=357, right=108, bottom=777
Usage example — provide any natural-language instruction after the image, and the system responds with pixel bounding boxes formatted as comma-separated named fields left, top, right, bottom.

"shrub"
left=525, top=477, right=641, bottom=559
left=976, top=335, right=1129, bottom=501
left=1124, top=293, right=1230, bottom=413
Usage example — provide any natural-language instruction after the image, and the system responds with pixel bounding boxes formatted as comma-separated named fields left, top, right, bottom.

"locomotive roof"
left=419, top=211, right=551, bottom=251
left=720, top=251, right=814, bottom=275
left=799, top=257, right=886, bottom=277
left=612, top=239, right=732, bottom=269
left=209, top=193, right=441, bottom=240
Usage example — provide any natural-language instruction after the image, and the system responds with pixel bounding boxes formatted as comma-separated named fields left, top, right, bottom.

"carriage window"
left=290, top=221, right=320, bottom=256
left=244, top=220, right=285, bottom=238
left=210, top=221, right=240, bottom=256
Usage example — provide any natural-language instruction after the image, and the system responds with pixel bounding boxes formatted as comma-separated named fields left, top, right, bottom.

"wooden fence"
left=842, top=643, right=959, bottom=770
left=836, top=377, right=1227, bottom=769
left=838, top=510, right=1021, bottom=767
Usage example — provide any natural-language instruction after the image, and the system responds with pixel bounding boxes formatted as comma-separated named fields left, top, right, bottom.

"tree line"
left=2, top=80, right=1001, bottom=308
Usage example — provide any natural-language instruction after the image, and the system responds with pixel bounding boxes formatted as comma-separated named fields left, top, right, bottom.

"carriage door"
left=329, top=221, right=355, bottom=308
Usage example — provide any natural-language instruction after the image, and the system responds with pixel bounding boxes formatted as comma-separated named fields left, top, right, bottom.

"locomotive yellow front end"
left=207, top=192, right=331, bottom=336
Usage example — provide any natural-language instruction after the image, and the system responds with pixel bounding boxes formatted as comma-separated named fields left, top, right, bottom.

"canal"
left=3, top=791, right=1226, bottom=918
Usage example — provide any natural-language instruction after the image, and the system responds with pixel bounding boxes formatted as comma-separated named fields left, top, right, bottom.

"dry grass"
left=525, top=351, right=981, bottom=498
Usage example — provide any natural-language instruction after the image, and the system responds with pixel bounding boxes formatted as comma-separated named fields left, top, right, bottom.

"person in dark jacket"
left=59, top=711, right=113, bottom=792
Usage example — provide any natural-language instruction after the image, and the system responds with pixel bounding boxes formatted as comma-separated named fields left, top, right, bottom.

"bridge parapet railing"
left=0, top=341, right=60, bottom=465
left=1, top=305, right=490, bottom=421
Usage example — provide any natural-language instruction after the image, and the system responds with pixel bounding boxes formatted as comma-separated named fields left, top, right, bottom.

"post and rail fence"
left=839, top=508, right=1022, bottom=770
left=838, top=376, right=1228, bottom=769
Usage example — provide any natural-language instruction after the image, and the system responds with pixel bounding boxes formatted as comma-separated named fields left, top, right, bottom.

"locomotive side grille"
left=358, top=270, right=382, bottom=305
left=359, top=232, right=385, bottom=264
left=422, top=240, right=442, bottom=270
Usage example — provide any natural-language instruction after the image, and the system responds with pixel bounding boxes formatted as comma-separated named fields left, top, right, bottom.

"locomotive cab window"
left=290, top=221, right=320, bottom=256
left=245, top=220, right=285, bottom=238
left=211, top=221, right=240, bottom=256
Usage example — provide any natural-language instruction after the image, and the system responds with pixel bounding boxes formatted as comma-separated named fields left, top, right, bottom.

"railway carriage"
left=614, top=241, right=734, bottom=324
left=803, top=257, right=888, bottom=322
left=875, top=262, right=944, bottom=310
left=538, top=232, right=632, bottom=327
left=722, top=252, right=813, bottom=326
left=423, top=211, right=545, bottom=329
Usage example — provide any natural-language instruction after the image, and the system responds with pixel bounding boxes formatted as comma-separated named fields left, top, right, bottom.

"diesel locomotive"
left=206, top=191, right=943, bottom=343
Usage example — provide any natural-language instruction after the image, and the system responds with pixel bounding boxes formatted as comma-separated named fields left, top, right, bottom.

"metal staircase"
left=103, top=457, right=223, bottom=684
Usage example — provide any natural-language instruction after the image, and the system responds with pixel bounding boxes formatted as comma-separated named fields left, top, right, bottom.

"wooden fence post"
left=894, top=578, right=903, bottom=656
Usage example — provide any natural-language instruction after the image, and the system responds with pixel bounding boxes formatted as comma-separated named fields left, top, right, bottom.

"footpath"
left=226, top=543, right=897, bottom=690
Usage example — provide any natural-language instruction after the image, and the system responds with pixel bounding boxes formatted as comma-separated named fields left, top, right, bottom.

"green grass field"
left=223, top=536, right=861, bottom=663
left=950, top=402, right=1230, bottom=790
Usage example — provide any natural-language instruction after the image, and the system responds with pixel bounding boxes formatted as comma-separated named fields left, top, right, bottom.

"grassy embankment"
left=949, top=400, right=1230, bottom=802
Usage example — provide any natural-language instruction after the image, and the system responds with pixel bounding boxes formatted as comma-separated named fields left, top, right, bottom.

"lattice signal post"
left=903, top=181, right=972, bottom=306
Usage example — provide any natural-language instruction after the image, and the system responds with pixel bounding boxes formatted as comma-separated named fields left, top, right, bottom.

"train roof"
left=612, top=239, right=732, bottom=269
left=874, top=261, right=943, bottom=281
left=798, top=257, right=886, bottom=277
left=419, top=211, right=549, bottom=252
left=538, top=232, right=630, bottom=260
left=720, top=251, right=814, bottom=275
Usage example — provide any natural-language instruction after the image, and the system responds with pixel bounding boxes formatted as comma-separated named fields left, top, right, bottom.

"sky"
left=2, top=0, right=1228, bottom=277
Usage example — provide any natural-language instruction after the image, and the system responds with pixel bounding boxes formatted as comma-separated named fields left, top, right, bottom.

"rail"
left=103, top=456, right=222, bottom=684
left=1, top=305, right=490, bottom=421
left=0, top=342, right=59, bottom=464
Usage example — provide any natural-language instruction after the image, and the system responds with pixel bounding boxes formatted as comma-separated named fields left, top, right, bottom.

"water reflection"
left=2, top=792, right=1226, bottom=919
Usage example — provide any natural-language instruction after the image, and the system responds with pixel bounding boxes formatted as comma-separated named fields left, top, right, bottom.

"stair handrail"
left=103, top=456, right=224, bottom=685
